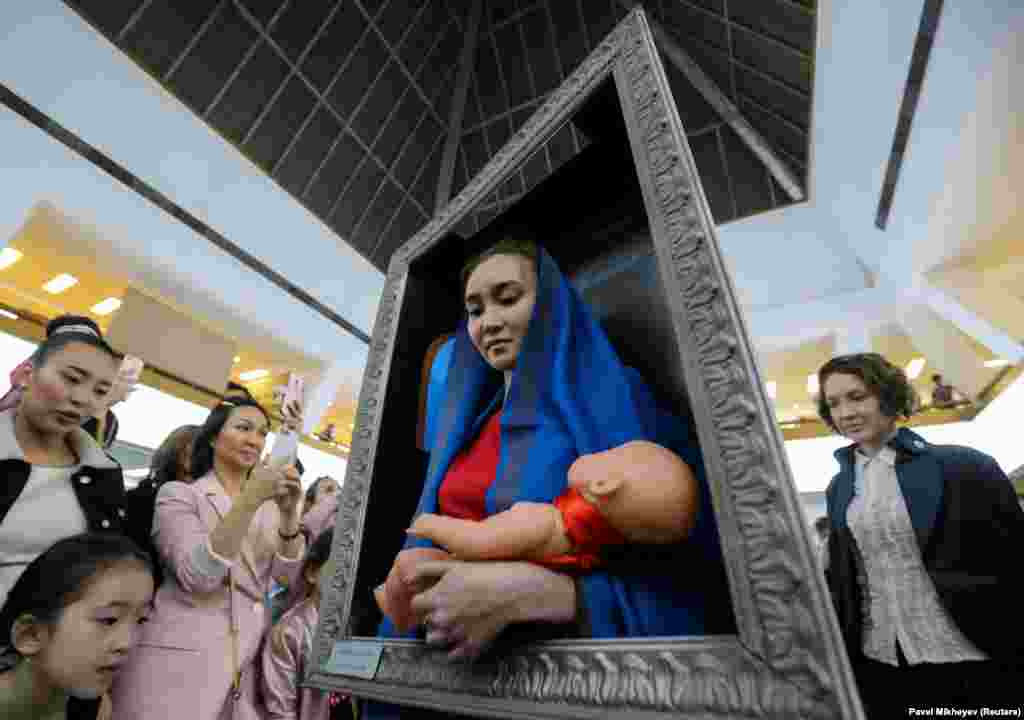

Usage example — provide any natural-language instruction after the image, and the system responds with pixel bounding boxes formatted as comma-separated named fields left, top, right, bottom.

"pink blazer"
left=112, top=472, right=304, bottom=720
left=261, top=598, right=331, bottom=720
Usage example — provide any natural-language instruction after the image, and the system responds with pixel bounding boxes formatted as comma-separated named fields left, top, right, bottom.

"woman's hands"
left=282, top=398, right=303, bottom=433
left=241, top=462, right=303, bottom=517
left=408, top=560, right=576, bottom=661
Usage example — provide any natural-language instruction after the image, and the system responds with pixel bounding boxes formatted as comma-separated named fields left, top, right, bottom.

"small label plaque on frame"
left=325, top=641, right=384, bottom=680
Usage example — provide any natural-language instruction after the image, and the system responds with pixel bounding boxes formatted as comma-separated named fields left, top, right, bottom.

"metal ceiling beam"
left=911, top=278, right=1024, bottom=362
left=875, top=0, right=945, bottom=229
left=896, top=304, right=990, bottom=399
left=0, top=82, right=372, bottom=345
left=615, top=0, right=805, bottom=202
left=436, top=0, right=484, bottom=212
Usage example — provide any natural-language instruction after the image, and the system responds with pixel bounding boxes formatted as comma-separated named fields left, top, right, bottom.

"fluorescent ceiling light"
left=765, top=381, right=777, bottom=399
left=0, top=309, right=18, bottom=320
left=984, top=358, right=1010, bottom=368
left=239, top=369, right=269, bottom=381
left=90, top=297, right=122, bottom=315
left=0, top=247, right=23, bottom=270
left=42, top=273, right=78, bottom=294
left=905, top=357, right=926, bottom=379
left=806, top=374, right=819, bottom=395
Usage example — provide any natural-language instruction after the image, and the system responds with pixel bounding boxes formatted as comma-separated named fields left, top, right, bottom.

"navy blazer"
left=824, top=427, right=1024, bottom=664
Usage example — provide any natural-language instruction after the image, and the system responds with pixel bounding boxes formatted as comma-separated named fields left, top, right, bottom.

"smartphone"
left=269, top=373, right=304, bottom=468
left=283, top=373, right=305, bottom=415
left=268, top=430, right=298, bottom=469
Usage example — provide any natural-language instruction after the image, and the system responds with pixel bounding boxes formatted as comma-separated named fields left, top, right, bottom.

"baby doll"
left=376, top=440, right=699, bottom=632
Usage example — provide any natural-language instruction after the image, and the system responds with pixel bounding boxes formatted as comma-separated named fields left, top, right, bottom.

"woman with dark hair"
left=0, top=532, right=155, bottom=720
left=818, top=353, right=1024, bottom=716
left=145, top=425, right=199, bottom=489
left=0, top=315, right=132, bottom=609
left=111, top=396, right=306, bottom=720
left=370, top=230, right=731, bottom=708
left=123, top=424, right=199, bottom=590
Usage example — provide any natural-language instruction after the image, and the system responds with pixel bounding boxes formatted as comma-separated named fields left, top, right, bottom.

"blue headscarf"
left=378, top=246, right=733, bottom=640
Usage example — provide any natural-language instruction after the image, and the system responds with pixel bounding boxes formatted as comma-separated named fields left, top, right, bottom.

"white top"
left=0, top=463, right=87, bottom=607
left=846, top=445, right=987, bottom=665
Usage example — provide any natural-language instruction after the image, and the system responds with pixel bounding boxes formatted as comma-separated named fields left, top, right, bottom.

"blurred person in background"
left=817, top=353, right=1024, bottom=716
left=123, top=424, right=199, bottom=590
left=811, top=515, right=829, bottom=561
left=301, top=475, right=339, bottom=533
left=262, top=528, right=352, bottom=720
left=81, top=356, right=142, bottom=451
left=284, top=475, right=341, bottom=615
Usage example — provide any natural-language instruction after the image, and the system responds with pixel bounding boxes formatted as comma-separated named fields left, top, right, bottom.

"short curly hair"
left=816, top=353, right=917, bottom=432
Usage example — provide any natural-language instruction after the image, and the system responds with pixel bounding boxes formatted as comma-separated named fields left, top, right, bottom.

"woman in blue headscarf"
left=373, top=233, right=732, bottom=684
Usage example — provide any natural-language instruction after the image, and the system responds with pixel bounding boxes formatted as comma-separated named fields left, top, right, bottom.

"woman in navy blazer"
left=818, top=353, right=1024, bottom=717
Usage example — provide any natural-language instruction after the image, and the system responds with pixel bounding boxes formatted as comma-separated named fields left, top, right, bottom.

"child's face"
left=32, top=561, right=153, bottom=699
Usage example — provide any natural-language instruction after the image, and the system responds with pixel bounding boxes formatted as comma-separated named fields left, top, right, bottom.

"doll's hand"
left=375, top=547, right=452, bottom=632
left=409, top=560, right=576, bottom=661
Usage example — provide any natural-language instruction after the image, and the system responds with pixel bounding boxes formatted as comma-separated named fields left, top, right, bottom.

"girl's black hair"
left=144, top=424, right=200, bottom=489
left=30, top=315, right=121, bottom=368
left=190, top=397, right=271, bottom=480
left=0, top=533, right=153, bottom=660
left=816, top=353, right=918, bottom=432
left=304, top=528, right=334, bottom=577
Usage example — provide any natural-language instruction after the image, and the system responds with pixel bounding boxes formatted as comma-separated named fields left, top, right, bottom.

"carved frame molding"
left=308, top=9, right=864, bottom=719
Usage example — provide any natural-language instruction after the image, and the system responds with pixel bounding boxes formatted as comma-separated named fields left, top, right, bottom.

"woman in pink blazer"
left=112, top=396, right=306, bottom=720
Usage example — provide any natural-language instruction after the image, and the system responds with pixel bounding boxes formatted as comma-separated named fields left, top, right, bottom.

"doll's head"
left=567, top=441, right=698, bottom=544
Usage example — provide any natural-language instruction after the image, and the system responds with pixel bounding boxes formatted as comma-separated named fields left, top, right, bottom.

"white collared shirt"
left=846, top=442, right=987, bottom=665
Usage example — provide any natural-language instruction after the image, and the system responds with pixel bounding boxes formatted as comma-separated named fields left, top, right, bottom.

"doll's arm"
left=407, top=502, right=570, bottom=561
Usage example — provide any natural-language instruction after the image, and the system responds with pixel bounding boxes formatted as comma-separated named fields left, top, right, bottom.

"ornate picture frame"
left=308, top=8, right=864, bottom=719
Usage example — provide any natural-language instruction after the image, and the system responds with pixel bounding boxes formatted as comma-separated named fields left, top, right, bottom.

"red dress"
left=436, top=412, right=623, bottom=572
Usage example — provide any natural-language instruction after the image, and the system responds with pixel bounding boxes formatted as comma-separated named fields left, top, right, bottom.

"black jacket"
left=824, top=427, right=1024, bottom=664
left=0, top=413, right=129, bottom=534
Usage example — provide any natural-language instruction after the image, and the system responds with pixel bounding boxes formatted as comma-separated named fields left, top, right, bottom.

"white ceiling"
left=0, top=0, right=1020, bottom=409
left=718, top=0, right=1024, bottom=396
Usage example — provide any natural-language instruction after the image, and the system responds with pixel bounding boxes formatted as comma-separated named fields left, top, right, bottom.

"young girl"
left=263, top=529, right=351, bottom=720
left=0, top=533, right=155, bottom=720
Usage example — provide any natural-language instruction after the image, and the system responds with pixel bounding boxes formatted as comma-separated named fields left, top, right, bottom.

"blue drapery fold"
left=371, top=248, right=733, bottom=712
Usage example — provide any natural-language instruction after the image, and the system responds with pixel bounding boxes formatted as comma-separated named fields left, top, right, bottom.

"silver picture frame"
left=307, top=8, right=864, bottom=719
